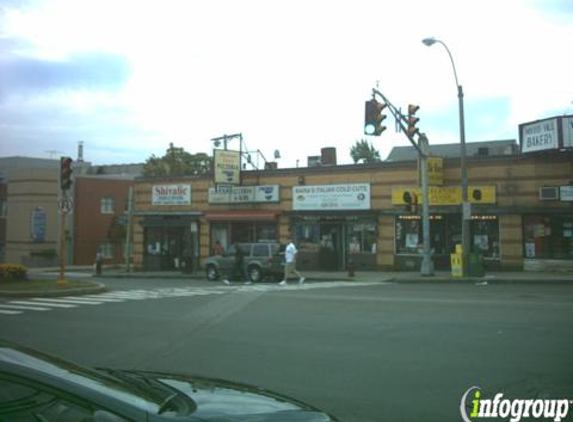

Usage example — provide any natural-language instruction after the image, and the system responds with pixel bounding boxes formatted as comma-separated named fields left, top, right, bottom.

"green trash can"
left=467, top=252, right=485, bottom=277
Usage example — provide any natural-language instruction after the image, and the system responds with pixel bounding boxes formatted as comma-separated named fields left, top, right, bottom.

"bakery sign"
left=519, top=115, right=573, bottom=153
left=293, top=183, right=371, bottom=210
left=152, top=184, right=191, bottom=205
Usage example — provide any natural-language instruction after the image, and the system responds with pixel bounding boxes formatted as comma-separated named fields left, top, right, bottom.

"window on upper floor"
left=100, top=197, right=115, bottom=214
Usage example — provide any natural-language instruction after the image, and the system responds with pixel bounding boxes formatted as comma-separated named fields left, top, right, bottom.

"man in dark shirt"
left=223, top=242, right=250, bottom=285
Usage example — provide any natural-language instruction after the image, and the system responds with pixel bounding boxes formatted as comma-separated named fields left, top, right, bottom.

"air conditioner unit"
left=539, top=187, right=559, bottom=200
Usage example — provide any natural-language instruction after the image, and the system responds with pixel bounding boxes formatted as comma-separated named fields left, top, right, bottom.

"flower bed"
left=0, top=264, right=28, bottom=282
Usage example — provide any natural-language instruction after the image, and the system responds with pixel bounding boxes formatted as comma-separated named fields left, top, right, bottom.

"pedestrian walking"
left=223, top=242, right=250, bottom=285
left=280, top=237, right=305, bottom=285
left=95, top=249, right=103, bottom=276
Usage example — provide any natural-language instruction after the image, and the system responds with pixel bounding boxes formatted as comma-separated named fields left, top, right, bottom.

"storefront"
left=141, top=214, right=200, bottom=271
left=206, top=184, right=281, bottom=254
left=290, top=183, right=376, bottom=271
left=205, top=210, right=279, bottom=254
left=394, top=214, right=500, bottom=270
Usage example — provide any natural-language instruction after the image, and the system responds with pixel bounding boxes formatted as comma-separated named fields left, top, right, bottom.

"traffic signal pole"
left=370, top=89, right=434, bottom=276
left=58, top=193, right=68, bottom=286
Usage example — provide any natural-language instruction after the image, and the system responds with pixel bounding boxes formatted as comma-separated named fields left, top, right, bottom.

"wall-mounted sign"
left=391, top=186, right=496, bottom=205
left=418, top=156, right=444, bottom=186
left=519, top=115, right=573, bottom=153
left=31, top=208, right=46, bottom=242
left=293, top=183, right=370, bottom=211
left=214, top=149, right=241, bottom=185
left=209, top=185, right=280, bottom=204
left=152, top=184, right=191, bottom=205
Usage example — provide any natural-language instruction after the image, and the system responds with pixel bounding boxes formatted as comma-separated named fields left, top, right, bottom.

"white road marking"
left=9, top=300, right=77, bottom=308
left=32, top=297, right=104, bottom=305
left=0, top=309, right=22, bottom=315
left=0, top=304, right=51, bottom=311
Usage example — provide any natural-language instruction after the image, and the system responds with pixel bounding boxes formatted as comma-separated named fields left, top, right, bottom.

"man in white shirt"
left=280, top=236, right=305, bottom=285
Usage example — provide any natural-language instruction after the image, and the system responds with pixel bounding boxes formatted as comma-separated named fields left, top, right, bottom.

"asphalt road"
left=1, top=279, right=573, bottom=422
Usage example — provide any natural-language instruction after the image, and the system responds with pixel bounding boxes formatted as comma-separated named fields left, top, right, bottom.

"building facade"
left=131, top=144, right=573, bottom=273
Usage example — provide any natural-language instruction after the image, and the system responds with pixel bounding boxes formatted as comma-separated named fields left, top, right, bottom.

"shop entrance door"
left=318, top=224, right=343, bottom=270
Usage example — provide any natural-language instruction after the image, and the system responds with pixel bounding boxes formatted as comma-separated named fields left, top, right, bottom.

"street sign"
left=58, top=196, right=74, bottom=214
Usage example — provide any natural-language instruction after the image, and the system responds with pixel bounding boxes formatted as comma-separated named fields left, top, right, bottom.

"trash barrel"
left=467, top=252, right=485, bottom=277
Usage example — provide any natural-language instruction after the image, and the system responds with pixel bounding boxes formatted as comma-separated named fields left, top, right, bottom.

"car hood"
left=128, top=370, right=338, bottom=422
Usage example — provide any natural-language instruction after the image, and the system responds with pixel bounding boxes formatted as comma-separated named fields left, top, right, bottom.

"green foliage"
left=350, top=139, right=382, bottom=164
left=143, top=143, right=211, bottom=177
left=0, top=264, right=28, bottom=282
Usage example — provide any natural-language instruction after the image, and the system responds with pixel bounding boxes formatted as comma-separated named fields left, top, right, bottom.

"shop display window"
left=471, top=216, right=499, bottom=259
left=347, top=223, right=377, bottom=254
left=395, top=216, right=446, bottom=255
left=523, top=215, right=573, bottom=260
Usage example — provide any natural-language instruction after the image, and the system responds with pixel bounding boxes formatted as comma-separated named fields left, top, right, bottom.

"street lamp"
left=422, top=37, right=470, bottom=276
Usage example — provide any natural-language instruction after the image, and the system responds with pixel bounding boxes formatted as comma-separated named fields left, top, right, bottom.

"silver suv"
left=205, top=242, right=284, bottom=283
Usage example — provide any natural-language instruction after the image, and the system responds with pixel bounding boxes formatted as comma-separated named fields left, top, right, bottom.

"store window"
left=100, top=197, right=114, bottom=214
left=347, top=222, right=377, bottom=254
left=523, top=215, right=573, bottom=260
left=209, top=222, right=277, bottom=254
left=395, top=216, right=446, bottom=255
left=471, top=215, right=500, bottom=259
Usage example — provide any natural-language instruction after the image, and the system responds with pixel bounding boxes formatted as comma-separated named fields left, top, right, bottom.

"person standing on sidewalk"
left=280, top=237, right=305, bottom=285
left=224, top=242, right=250, bottom=285
left=95, top=249, right=103, bottom=276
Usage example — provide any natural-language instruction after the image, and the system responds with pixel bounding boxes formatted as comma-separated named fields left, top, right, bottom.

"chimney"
left=77, top=141, right=84, bottom=162
left=321, top=147, right=337, bottom=166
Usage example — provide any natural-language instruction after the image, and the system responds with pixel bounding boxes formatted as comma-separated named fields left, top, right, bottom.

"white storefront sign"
left=209, top=185, right=280, bottom=204
left=560, top=186, right=573, bottom=201
left=520, top=118, right=559, bottom=153
left=562, top=116, right=573, bottom=148
left=152, top=184, right=191, bottom=205
left=293, top=183, right=371, bottom=211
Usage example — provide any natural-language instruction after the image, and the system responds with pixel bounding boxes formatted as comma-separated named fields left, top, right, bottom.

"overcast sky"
left=0, top=0, right=571, bottom=168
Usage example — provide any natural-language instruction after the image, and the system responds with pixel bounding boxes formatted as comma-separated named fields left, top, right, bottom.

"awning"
left=205, top=210, right=278, bottom=222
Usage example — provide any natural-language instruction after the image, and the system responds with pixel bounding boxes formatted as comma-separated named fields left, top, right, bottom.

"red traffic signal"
left=60, top=156, right=73, bottom=190
left=364, top=99, right=387, bottom=136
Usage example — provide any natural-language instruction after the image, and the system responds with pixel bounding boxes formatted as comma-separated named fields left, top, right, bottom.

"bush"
left=0, top=264, right=28, bottom=282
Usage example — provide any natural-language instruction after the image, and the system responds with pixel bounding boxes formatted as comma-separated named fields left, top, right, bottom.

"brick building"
left=130, top=141, right=573, bottom=274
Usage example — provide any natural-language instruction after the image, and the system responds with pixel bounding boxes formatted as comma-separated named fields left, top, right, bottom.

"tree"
left=350, top=140, right=381, bottom=164
left=143, top=143, right=211, bottom=177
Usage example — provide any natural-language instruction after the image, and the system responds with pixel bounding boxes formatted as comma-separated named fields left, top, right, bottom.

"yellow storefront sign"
left=418, top=156, right=444, bottom=186
left=391, top=186, right=496, bottom=205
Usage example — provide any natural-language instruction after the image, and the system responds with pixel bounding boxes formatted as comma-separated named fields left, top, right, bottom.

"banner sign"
left=293, top=183, right=371, bottom=210
left=214, top=149, right=241, bottom=185
left=152, top=184, right=191, bottom=205
left=392, top=186, right=496, bottom=205
left=519, top=115, right=573, bottom=153
left=209, top=185, right=280, bottom=204
left=560, top=186, right=573, bottom=201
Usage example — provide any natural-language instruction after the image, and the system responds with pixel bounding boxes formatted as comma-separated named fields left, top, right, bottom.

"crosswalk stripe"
left=0, top=309, right=22, bottom=315
left=9, top=300, right=77, bottom=308
left=79, top=296, right=125, bottom=303
left=0, top=304, right=51, bottom=311
left=32, top=298, right=103, bottom=305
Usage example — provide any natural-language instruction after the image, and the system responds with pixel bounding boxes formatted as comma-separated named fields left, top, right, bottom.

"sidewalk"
left=29, top=265, right=573, bottom=284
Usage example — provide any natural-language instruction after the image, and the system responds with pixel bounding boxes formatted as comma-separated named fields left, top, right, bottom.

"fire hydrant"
left=348, top=260, right=356, bottom=277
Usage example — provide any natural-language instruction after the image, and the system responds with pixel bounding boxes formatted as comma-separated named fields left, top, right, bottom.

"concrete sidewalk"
left=29, top=265, right=573, bottom=284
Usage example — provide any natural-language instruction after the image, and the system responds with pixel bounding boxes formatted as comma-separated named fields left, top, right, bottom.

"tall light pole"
left=422, top=37, right=470, bottom=276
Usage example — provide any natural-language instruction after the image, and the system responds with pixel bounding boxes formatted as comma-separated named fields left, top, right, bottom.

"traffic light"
left=406, top=104, right=420, bottom=137
left=403, top=191, right=418, bottom=213
left=472, top=188, right=483, bottom=201
left=364, top=99, right=387, bottom=136
left=60, top=156, right=73, bottom=191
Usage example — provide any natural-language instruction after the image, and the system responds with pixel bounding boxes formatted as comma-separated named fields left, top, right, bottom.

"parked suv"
left=205, top=242, right=284, bottom=283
